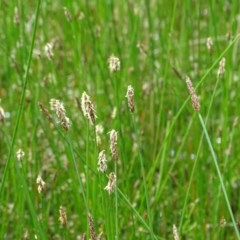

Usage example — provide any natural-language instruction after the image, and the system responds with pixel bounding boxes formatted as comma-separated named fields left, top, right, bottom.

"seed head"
left=173, top=224, right=180, bottom=240
left=88, top=213, right=97, bottom=240
left=59, top=206, right=67, bottom=226
left=63, top=7, right=72, bottom=21
left=111, top=107, right=117, bottom=119
left=36, top=175, right=45, bottom=194
left=16, top=149, right=25, bottom=161
left=104, top=172, right=116, bottom=194
left=126, top=85, right=135, bottom=112
left=136, top=42, right=147, bottom=55
left=206, top=37, right=213, bottom=54
left=23, top=230, right=29, bottom=240
left=50, top=99, right=65, bottom=116
left=186, top=77, right=200, bottom=112
left=39, top=102, right=53, bottom=122
left=220, top=216, right=227, bottom=227
left=0, top=106, right=5, bottom=123
left=95, top=124, right=104, bottom=146
left=97, top=150, right=107, bottom=173
left=14, top=7, right=20, bottom=25
left=44, top=42, right=54, bottom=60
left=108, top=55, right=120, bottom=72
left=81, top=92, right=97, bottom=125
left=108, top=129, right=118, bottom=160
left=50, top=99, right=71, bottom=130
left=217, top=57, right=226, bottom=79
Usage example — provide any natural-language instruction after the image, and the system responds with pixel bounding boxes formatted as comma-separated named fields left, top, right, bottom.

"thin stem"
left=198, top=113, right=240, bottom=240
left=130, top=114, right=154, bottom=239
left=179, top=75, right=221, bottom=232
left=114, top=160, right=118, bottom=240
left=117, top=189, right=160, bottom=240
left=0, top=0, right=41, bottom=195
left=113, top=77, right=119, bottom=240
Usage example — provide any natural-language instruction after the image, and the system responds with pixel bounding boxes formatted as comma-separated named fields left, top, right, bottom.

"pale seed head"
left=108, top=55, right=120, bottom=72
left=173, top=224, right=180, bottom=240
left=97, top=150, right=107, bottom=173
left=0, top=106, right=5, bottom=123
left=44, top=42, right=54, bottom=60
left=217, top=57, right=226, bottom=79
left=95, top=124, right=104, bottom=145
left=220, top=216, right=227, bottom=227
left=49, top=99, right=71, bottom=130
left=36, top=175, right=45, bottom=194
left=104, top=172, right=116, bottom=194
left=16, top=149, right=25, bottom=161
left=206, top=37, right=213, bottom=54
left=81, top=92, right=97, bottom=125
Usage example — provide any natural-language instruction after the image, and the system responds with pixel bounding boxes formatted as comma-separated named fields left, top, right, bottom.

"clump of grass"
left=1, top=1, right=240, bottom=239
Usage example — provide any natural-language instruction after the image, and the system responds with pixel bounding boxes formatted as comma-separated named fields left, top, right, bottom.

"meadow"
left=1, top=0, right=240, bottom=239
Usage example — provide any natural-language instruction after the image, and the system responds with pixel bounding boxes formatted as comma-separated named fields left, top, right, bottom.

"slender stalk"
left=15, top=161, right=46, bottom=239
left=198, top=113, right=240, bottom=239
left=0, top=0, right=41, bottom=195
left=113, top=77, right=119, bottom=240
left=117, top=189, right=160, bottom=240
left=130, top=115, right=155, bottom=239
left=114, top=160, right=118, bottom=240
left=67, top=134, right=88, bottom=210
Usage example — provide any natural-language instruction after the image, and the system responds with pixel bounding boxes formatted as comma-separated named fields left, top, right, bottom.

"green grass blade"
left=198, top=113, right=240, bottom=239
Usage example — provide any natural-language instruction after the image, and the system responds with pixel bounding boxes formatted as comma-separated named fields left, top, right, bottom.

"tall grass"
left=1, top=0, right=240, bottom=239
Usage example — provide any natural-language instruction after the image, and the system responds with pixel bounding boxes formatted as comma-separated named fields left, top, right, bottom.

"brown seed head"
left=49, top=99, right=71, bottom=130
left=88, top=213, right=97, bottom=240
left=186, top=77, right=200, bottom=112
left=108, top=129, right=118, bottom=160
left=63, top=7, right=72, bottom=21
left=126, top=85, right=135, bottom=112
left=81, top=92, right=97, bottom=125
left=59, top=206, right=67, bottom=226
left=39, top=102, right=53, bottom=122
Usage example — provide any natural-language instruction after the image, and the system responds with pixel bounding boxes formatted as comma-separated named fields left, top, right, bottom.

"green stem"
left=114, top=160, right=118, bottom=240
left=0, top=0, right=41, bottom=195
left=198, top=113, right=240, bottom=240
left=117, top=189, right=160, bottom=240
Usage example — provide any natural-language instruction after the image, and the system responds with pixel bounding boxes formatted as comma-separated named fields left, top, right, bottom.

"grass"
left=1, top=0, right=240, bottom=239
